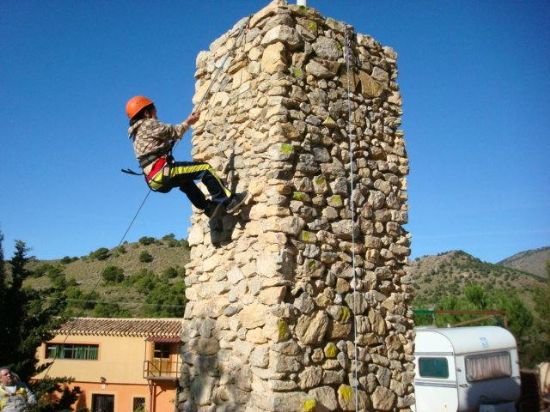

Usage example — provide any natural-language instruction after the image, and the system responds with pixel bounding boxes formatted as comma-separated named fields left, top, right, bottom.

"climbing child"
left=125, top=96, right=247, bottom=218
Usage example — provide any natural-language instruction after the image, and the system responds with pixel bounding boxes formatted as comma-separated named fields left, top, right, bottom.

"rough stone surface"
left=181, top=1, right=414, bottom=411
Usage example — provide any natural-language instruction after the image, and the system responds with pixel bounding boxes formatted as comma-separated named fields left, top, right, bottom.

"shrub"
left=101, top=265, right=125, bottom=283
left=139, top=251, right=154, bottom=263
left=131, top=269, right=157, bottom=293
left=139, top=236, right=156, bottom=246
left=66, top=287, right=97, bottom=310
left=61, top=256, right=78, bottom=264
left=94, top=301, right=129, bottom=317
left=161, top=267, right=180, bottom=280
left=162, top=233, right=176, bottom=241
left=32, top=263, right=57, bottom=278
left=89, top=247, right=110, bottom=261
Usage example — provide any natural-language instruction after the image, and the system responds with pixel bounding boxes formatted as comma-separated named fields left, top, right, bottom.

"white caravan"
left=414, top=326, right=521, bottom=412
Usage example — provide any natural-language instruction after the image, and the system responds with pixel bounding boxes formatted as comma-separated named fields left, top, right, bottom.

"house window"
left=418, top=357, right=449, bottom=379
left=154, top=343, right=171, bottom=359
left=465, top=351, right=512, bottom=382
left=46, top=343, right=99, bottom=360
left=91, top=394, right=114, bottom=412
left=133, top=397, right=146, bottom=412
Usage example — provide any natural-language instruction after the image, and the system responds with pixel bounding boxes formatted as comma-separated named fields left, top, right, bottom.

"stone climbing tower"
left=180, top=1, right=415, bottom=411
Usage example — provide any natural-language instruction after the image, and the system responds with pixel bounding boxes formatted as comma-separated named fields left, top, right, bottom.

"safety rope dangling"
left=344, top=25, right=361, bottom=412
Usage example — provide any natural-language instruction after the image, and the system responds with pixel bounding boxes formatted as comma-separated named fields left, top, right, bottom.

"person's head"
left=0, top=367, right=15, bottom=386
left=126, top=96, right=157, bottom=125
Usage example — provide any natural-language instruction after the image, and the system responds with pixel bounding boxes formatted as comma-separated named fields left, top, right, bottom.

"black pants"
left=148, top=160, right=231, bottom=211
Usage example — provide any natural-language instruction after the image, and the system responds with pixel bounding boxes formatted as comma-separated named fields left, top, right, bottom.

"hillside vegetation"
left=410, top=250, right=544, bottom=307
left=25, top=234, right=190, bottom=318
left=21, top=237, right=549, bottom=365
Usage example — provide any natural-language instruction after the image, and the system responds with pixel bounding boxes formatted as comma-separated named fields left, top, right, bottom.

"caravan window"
left=418, top=357, right=449, bottom=378
left=465, top=351, right=512, bottom=382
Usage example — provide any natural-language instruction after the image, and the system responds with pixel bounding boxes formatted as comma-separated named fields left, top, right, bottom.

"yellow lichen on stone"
left=300, top=230, right=316, bottom=243
left=327, top=195, right=343, bottom=207
left=313, top=175, right=326, bottom=185
left=278, top=319, right=289, bottom=340
left=292, top=66, right=304, bottom=78
left=303, top=399, right=317, bottom=412
left=324, top=342, right=338, bottom=358
left=280, top=143, right=294, bottom=154
left=307, top=20, right=318, bottom=34
left=338, top=384, right=353, bottom=401
left=339, top=306, right=351, bottom=323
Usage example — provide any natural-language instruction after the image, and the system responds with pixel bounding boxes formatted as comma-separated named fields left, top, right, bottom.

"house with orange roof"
left=34, top=317, right=182, bottom=412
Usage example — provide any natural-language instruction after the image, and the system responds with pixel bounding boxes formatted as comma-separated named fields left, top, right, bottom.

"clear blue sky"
left=1, top=0, right=549, bottom=263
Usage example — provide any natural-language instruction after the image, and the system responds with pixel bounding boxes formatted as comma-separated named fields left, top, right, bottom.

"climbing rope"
left=344, top=26, right=360, bottom=412
left=43, top=17, right=252, bottom=379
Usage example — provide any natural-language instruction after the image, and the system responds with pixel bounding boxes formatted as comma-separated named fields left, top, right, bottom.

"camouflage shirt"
left=128, top=118, right=190, bottom=169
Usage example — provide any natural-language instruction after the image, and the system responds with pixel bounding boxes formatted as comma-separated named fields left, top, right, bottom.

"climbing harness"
left=345, top=26, right=360, bottom=412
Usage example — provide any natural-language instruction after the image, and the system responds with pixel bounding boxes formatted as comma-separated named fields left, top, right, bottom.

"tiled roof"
left=55, top=317, right=182, bottom=337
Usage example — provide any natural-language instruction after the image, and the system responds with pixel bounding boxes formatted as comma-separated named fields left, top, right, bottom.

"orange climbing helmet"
left=125, top=96, right=154, bottom=119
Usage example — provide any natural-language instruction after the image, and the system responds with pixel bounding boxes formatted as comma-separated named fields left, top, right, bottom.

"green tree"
left=142, top=280, right=186, bottom=317
left=492, top=290, right=533, bottom=339
left=0, top=235, right=66, bottom=382
left=464, top=283, right=489, bottom=310
left=161, top=266, right=180, bottom=280
left=101, top=265, right=125, bottom=284
left=131, top=269, right=157, bottom=293
left=93, top=301, right=130, bottom=318
left=526, top=260, right=550, bottom=365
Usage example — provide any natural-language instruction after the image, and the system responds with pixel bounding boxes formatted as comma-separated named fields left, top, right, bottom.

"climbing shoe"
left=225, top=191, right=248, bottom=214
left=205, top=202, right=223, bottom=218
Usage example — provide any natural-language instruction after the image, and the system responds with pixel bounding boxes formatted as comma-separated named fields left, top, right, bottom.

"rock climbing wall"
left=180, top=1, right=414, bottom=411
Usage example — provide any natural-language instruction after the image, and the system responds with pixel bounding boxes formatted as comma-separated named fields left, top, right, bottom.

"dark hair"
left=129, top=104, right=155, bottom=126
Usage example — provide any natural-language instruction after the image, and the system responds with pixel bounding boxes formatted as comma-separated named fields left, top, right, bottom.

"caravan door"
left=414, top=354, right=459, bottom=412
